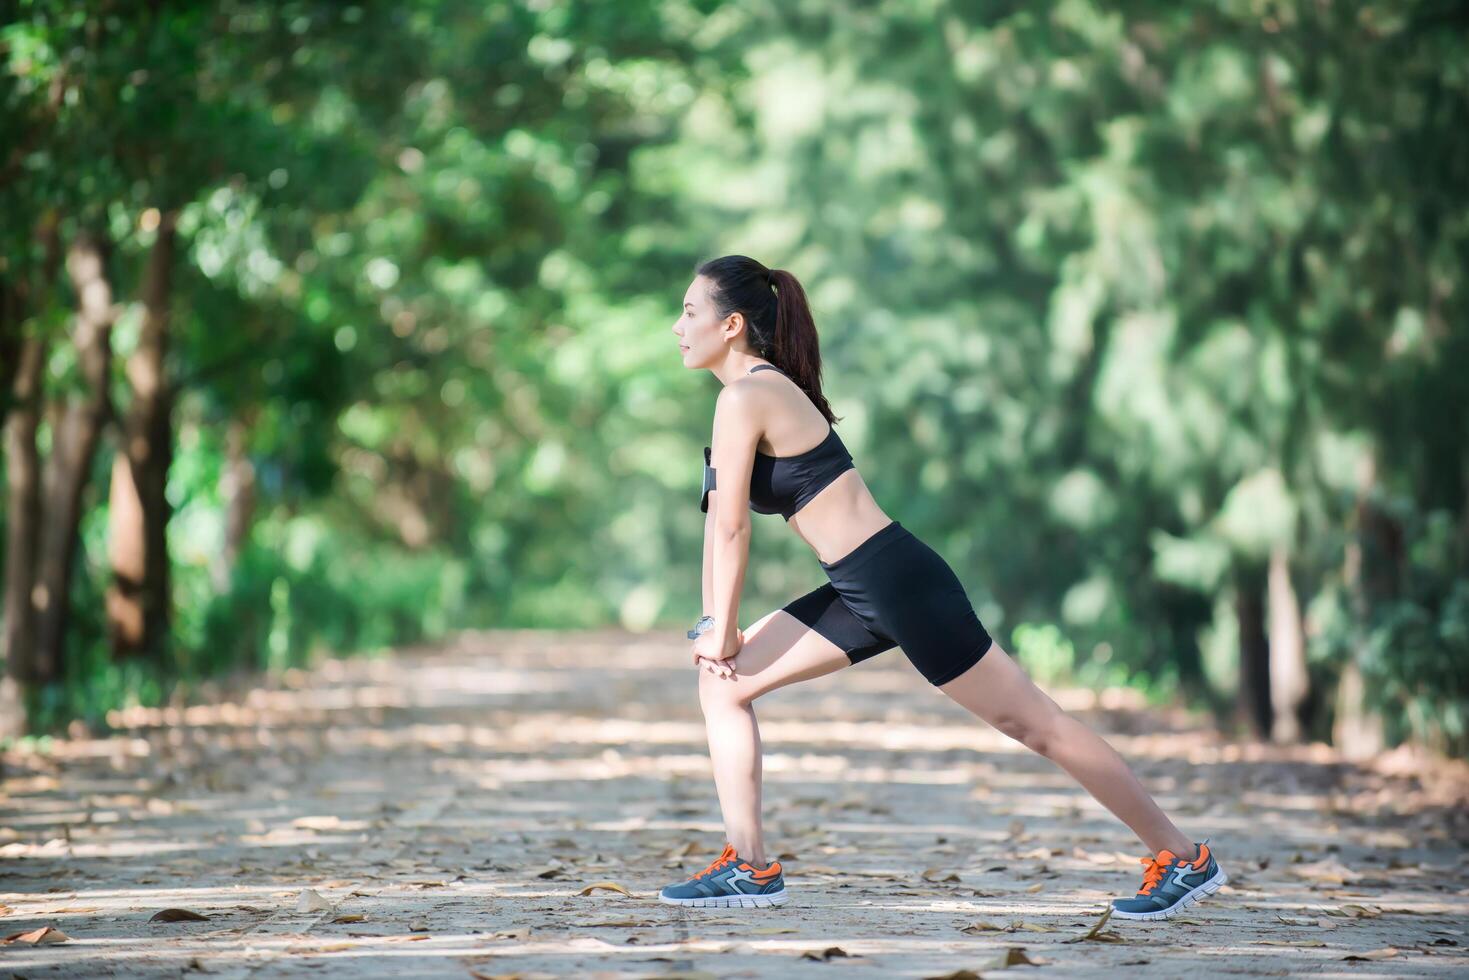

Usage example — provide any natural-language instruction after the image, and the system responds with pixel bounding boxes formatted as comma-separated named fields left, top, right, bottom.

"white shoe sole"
left=1110, top=867, right=1228, bottom=921
left=658, top=888, right=789, bottom=908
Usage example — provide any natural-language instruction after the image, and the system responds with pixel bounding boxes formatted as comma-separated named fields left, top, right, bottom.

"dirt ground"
left=3, top=628, right=1467, bottom=978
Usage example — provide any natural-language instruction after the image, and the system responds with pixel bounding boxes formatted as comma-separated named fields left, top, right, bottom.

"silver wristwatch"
left=687, top=615, right=715, bottom=639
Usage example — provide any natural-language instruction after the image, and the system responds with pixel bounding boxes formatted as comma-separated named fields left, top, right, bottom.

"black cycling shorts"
left=780, top=520, right=993, bottom=687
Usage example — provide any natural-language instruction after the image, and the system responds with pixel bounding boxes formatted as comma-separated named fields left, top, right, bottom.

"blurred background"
left=1, top=1, right=1465, bottom=755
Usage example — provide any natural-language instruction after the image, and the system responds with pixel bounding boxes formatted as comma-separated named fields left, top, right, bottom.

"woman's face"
left=673, top=275, right=735, bottom=367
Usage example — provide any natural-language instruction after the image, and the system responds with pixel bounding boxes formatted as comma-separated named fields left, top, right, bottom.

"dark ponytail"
left=693, top=254, right=840, bottom=425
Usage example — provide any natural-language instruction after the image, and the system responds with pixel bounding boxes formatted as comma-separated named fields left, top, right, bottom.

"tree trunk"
left=0, top=212, right=62, bottom=430
left=1235, top=564, right=1272, bottom=739
left=2, top=212, right=63, bottom=733
left=213, top=413, right=257, bottom=592
left=1333, top=660, right=1383, bottom=760
left=2, top=334, right=46, bottom=736
left=0, top=283, right=18, bottom=429
left=33, top=230, right=116, bottom=683
left=106, top=211, right=177, bottom=660
left=1267, top=545, right=1309, bottom=743
left=1333, top=450, right=1399, bottom=759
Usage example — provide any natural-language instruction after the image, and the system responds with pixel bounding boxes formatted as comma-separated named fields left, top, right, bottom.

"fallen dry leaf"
left=1343, top=947, right=1399, bottom=961
left=1287, top=859, right=1361, bottom=885
left=2, top=926, right=70, bottom=945
left=924, top=971, right=983, bottom=980
left=984, top=946, right=1042, bottom=968
left=1064, top=906, right=1127, bottom=945
left=1275, top=913, right=1337, bottom=930
left=150, top=908, right=210, bottom=922
left=801, top=946, right=853, bottom=961
left=1330, top=903, right=1383, bottom=918
left=292, top=815, right=341, bottom=830
left=297, top=942, right=355, bottom=953
left=330, top=913, right=367, bottom=923
left=295, top=889, right=335, bottom=914
left=577, top=881, right=632, bottom=897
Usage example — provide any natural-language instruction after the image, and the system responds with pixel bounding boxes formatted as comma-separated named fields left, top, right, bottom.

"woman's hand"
left=692, top=627, right=744, bottom=678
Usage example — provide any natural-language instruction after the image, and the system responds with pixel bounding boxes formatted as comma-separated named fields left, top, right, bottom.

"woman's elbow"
left=714, top=517, right=751, bottom=542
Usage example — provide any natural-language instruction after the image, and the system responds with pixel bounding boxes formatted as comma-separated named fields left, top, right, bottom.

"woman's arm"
left=701, top=505, right=716, bottom=617
left=705, top=384, right=760, bottom=650
left=710, top=512, right=750, bottom=647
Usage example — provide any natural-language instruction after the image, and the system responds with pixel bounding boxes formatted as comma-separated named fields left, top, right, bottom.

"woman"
left=658, top=255, right=1226, bottom=920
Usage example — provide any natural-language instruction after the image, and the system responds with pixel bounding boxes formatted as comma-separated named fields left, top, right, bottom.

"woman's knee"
left=698, top=664, right=755, bottom=710
left=991, top=707, right=1060, bottom=757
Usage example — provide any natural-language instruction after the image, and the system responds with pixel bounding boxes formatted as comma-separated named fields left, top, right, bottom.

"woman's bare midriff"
left=786, top=469, right=894, bottom=565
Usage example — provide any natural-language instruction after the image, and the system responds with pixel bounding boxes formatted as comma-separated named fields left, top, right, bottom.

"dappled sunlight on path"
left=3, top=628, right=1467, bottom=977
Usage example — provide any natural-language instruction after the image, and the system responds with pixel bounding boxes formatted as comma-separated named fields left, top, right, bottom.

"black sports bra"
left=699, top=364, right=855, bottom=521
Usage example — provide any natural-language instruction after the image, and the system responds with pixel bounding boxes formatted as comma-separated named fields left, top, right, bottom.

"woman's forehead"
left=685, top=276, right=710, bottom=305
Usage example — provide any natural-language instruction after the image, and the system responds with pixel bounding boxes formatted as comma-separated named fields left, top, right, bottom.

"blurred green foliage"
left=1, top=1, right=1465, bottom=753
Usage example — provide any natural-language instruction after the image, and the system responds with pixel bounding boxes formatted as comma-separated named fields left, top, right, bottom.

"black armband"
left=700, top=446, right=716, bottom=513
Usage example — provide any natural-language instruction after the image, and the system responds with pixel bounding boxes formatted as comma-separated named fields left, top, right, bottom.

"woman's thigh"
left=934, top=640, right=1064, bottom=740
left=698, top=605, right=858, bottom=707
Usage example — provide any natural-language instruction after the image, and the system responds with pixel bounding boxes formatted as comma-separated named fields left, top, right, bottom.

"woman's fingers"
left=695, top=654, right=735, bottom=678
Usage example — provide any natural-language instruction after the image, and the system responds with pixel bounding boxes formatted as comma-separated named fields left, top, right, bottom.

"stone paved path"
left=3, top=628, right=1468, bottom=977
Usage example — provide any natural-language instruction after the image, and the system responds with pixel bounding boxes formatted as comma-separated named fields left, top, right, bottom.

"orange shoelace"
left=1137, top=855, right=1167, bottom=895
left=694, top=846, right=737, bottom=879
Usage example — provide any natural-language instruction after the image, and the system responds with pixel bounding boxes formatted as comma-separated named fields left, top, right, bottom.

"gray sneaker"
left=658, top=842, right=789, bottom=908
left=1111, top=840, right=1227, bottom=921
